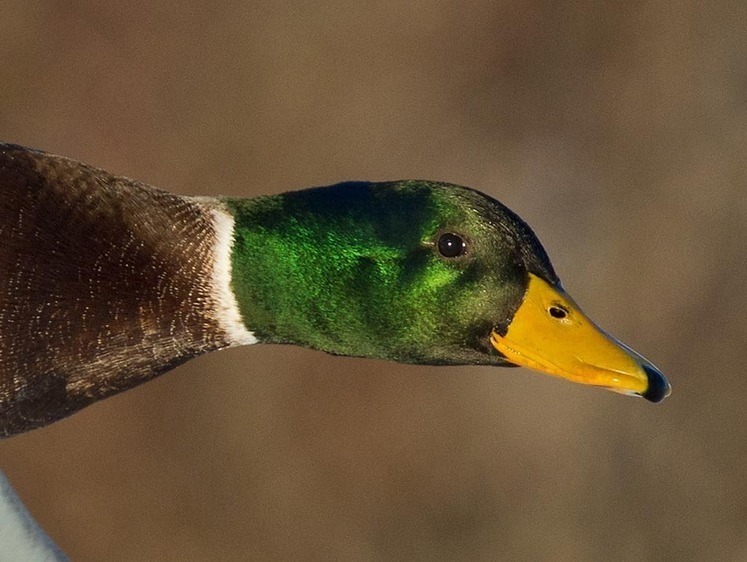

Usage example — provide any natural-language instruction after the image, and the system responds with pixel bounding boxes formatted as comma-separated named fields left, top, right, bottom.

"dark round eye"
left=437, top=232, right=467, bottom=258
left=548, top=305, right=568, bottom=319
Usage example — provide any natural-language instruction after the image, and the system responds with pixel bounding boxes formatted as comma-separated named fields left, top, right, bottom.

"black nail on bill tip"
left=642, top=364, right=671, bottom=403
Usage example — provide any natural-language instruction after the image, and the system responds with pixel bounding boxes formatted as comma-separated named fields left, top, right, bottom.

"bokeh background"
left=1, top=2, right=745, bottom=560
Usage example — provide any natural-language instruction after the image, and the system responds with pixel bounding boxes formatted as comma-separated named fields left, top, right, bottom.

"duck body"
left=0, top=144, right=251, bottom=435
left=0, top=143, right=669, bottom=437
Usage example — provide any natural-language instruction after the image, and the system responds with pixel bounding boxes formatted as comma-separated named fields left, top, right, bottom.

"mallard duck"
left=0, top=143, right=669, bottom=438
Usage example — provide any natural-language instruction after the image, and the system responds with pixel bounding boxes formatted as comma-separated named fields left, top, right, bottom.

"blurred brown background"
left=1, top=2, right=745, bottom=560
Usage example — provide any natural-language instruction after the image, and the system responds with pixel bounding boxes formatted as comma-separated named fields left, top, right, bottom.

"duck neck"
left=225, top=189, right=386, bottom=358
left=222, top=183, right=476, bottom=365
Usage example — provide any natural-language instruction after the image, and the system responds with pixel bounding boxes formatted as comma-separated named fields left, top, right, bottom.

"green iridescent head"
left=225, top=180, right=557, bottom=366
left=225, top=180, right=669, bottom=402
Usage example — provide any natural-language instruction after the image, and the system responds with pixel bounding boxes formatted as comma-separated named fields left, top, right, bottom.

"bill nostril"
left=548, top=305, right=568, bottom=319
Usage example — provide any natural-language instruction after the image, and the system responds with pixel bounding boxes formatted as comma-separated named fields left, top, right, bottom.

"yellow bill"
left=490, top=273, right=670, bottom=402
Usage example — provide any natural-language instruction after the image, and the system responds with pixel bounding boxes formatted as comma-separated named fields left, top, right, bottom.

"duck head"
left=226, top=180, right=670, bottom=402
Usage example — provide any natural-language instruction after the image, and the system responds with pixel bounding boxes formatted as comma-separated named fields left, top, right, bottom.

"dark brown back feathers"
left=0, top=144, right=228, bottom=437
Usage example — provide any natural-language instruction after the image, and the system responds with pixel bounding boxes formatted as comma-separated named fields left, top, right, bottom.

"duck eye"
left=548, top=305, right=568, bottom=319
left=437, top=232, right=467, bottom=258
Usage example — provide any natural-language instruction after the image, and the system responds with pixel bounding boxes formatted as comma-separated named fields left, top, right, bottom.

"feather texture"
left=0, top=144, right=230, bottom=436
